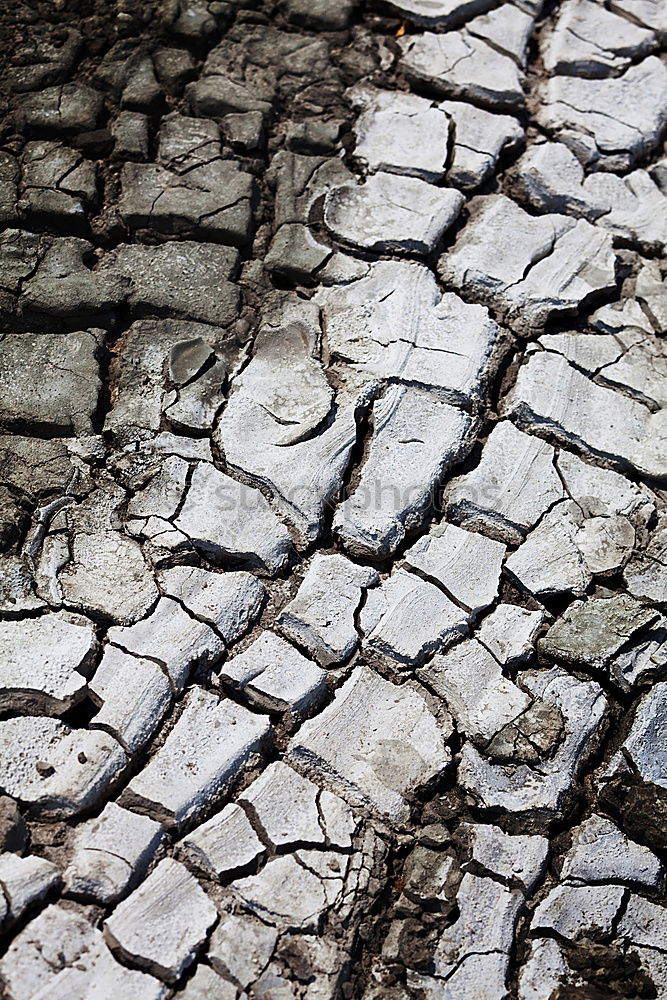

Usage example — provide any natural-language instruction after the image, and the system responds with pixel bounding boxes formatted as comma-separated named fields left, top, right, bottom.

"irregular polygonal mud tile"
left=59, top=529, right=159, bottom=625
left=360, top=568, right=469, bottom=665
left=0, top=152, right=18, bottom=226
left=229, top=823, right=385, bottom=940
left=539, top=327, right=667, bottom=408
left=347, top=85, right=450, bottom=182
left=0, top=854, right=60, bottom=929
left=510, top=139, right=610, bottom=216
left=603, top=682, right=667, bottom=791
left=21, top=237, right=128, bottom=319
left=119, top=114, right=256, bottom=245
left=88, top=646, right=172, bottom=754
left=517, top=143, right=667, bottom=251
left=591, top=296, right=656, bottom=337
left=216, top=304, right=357, bottom=546
left=0, top=556, right=44, bottom=613
left=239, top=760, right=358, bottom=850
left=0, top=611, right=97, bottom=714
left=0, top=715, right=128, bottom=819
left=63, top=802, right=163, bottom=905
left=104, top=318, right=238, bottom=446
left=542, top=0, right=656, bottom=76
left=625, top=515, right=667, bottom=603
left=153, top=47, right=196, bottom=96
left=556, top=448, right=655, bottom=525
left=334, top=386, right=472, bottom=560
left=177, top=964, right=239, bottom=1000
left=0, top=229, right=41, bottom=315
left=506, top=499, right=634, bottom=598
left=101, top=241, right=240, bottom=328
left=537, top=56, right=667, bottom=170
left=441, top=99, right=524, bottom=189
left=123, top=686, right=271, bottom=827
left=635, top=258, right=667, bottom=331
left=463, top=3, right=534, bottom=66
left=398, top=27, right=525, bottom=109
left=614, top=897, right=667, bottom=995
left=324, top=172, right=463, bottom=256
left=440, top=194, right=616, bottom=333
left=180, top=802, right=265, bottom=880
left=104, top=858, right=217, bottom=983
left=617, top=894, right=667, bottom=953
left=111, top=111, right=150, bottom=160
left=207, top=911, right=277, bottom=989
left=276, top=554, right=378, bottom=667
left=0, top=332, right=101, bottom=435
left=404, top=522, right=506, bottom=613
left=609, top=615, right=667, bottom=692
left=220, top=631, right=327, bottom=717
left=539, top=594, right=660, bottom=681
left=445, top=422, right=563, bottom=545
left=459, top=668, right=607, bottom=820
left=424, top=639, right=562, bottom=762
left=517, top=937, right=570, bottom=1000
left=94, top=41, right=160, bottom=108
left=0, top=435, right=92, bottom=497
left=264, top=223, right=332, bottom=285
left=0, top=903, right=167, bottom=1000
left=505, top=351, right=667, bottom=480
left=157, top=566, right=266, bottom=645
left=289, top=664, right=449, bottom=823
left=265, top=150, right=348, bottom=281
left=14, top=83, right=103, bottom=137
left=173, top=463, right=293, bottom=575
left=9, top=27, right=82, bottom=93
left=317, top=259, right=507, bottom=407
left=561, top=813, right=662, bottom=888
left=18, top=141, right=97, bottom=232
left=477, top=603, right=545, bottom=665
left=124, top=455, right=190, bottom=549
left=382, top=0, right=496, bottom=27
left=532, top=883, right=627, bottom=939
left=108, top=595, right=224, bottom=692
left=462, top=822, right=549, bottom=892
left=410, top=873, right=523, bottom=999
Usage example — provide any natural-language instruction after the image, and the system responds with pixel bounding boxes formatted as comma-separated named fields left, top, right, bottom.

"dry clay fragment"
left=505, top=351, right=667, bottom=481
left=123, top=686, right=271, bottom=827
left=440, top=194, right=616, bottom=333
left=316, top=257, right=506, bottom=407
left=104, top=858, right=217, bottom=984
left=324, top=171, right=464, bottom=256
left=0, top=903, right=166, bottom=1000
left=0, top=715, right=127, bottom=819
left=334, top=385, right=473, bottom=561
left=0, top=612, right=97, bottom=714
left=276, top=553, right=378, bottom=666
left=0, top=853, right=60, bottom=930
left=220, top=631, right=327, bottom=716
left=64, top=801, right=163, bottom=905
left=398, top=27, right=525, bottom=110
left=289, top=664, right=450, bottom=824
left=537, top=56, right=667, bottom=170
left=216, top=301, right=357, bottom=545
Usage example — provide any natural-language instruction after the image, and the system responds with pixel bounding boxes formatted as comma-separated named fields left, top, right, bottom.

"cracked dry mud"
left=0, top=0, right=666, bottom=997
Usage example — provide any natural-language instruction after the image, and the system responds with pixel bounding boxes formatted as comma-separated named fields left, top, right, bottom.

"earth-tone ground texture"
left=0, top=0, right=667, bottom=996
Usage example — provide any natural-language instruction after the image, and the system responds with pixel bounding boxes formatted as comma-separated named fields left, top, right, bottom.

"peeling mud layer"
left=0, top=0, right=666, bottom=997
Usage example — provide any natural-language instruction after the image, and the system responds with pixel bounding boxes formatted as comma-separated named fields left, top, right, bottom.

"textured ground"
left=0, top=0, right=666, bottom=997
